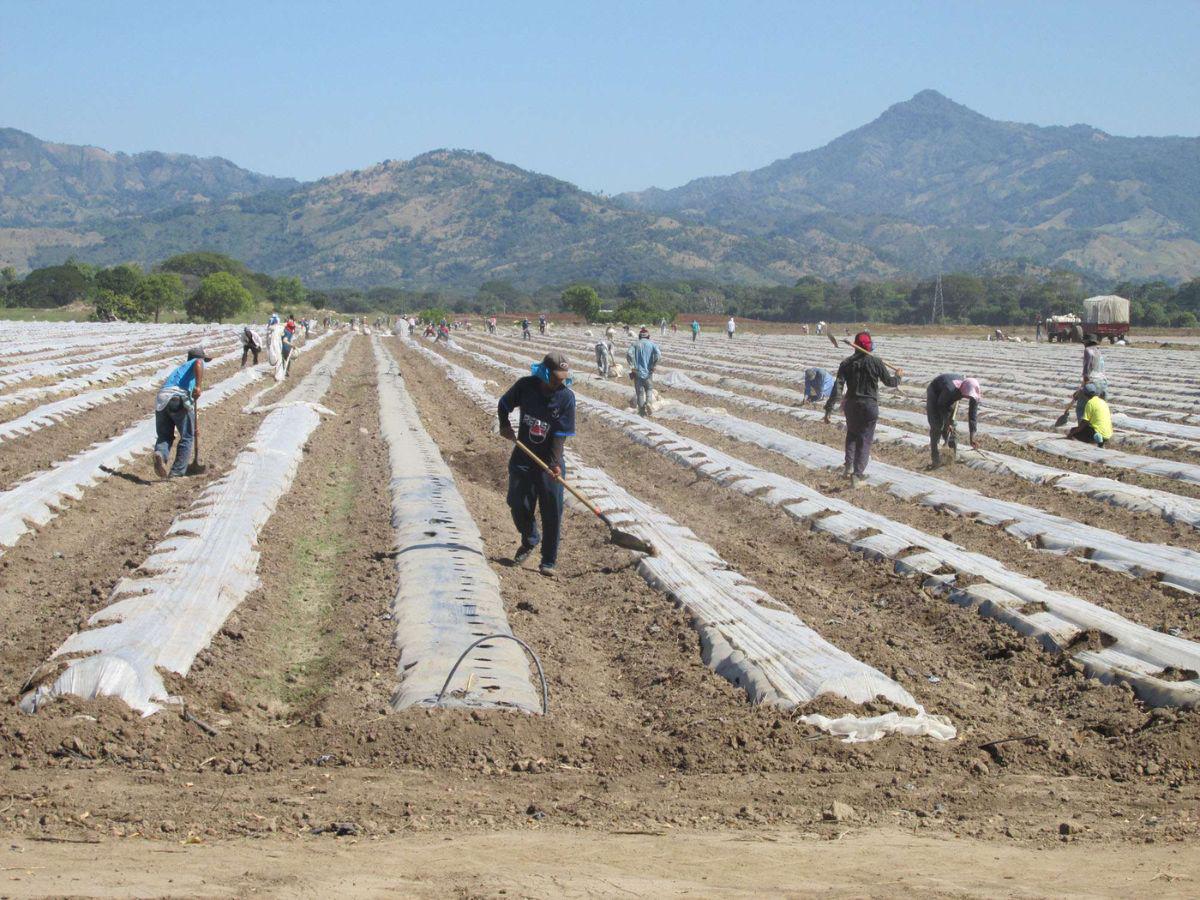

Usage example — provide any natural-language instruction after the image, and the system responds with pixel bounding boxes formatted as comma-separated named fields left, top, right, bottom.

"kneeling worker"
left=498, top=352, right=577, bottom=577
left=153, top=347, right=210, bottom=478
left=1067, top=383, right=1113, bottom=448
left=926, top=374, right=981, bottom=467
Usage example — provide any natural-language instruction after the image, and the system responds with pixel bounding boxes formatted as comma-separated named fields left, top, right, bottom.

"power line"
left=931, top=274, right=944, bottom=324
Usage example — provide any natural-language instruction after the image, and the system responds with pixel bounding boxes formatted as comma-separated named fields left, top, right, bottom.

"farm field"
left=1, top=319, right=1199, bottom=896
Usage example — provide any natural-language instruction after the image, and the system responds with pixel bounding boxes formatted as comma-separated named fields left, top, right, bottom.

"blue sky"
left=2, top=1, right=1197, bottom=193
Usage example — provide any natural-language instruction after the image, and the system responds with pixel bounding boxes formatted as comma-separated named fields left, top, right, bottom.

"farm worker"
left=268, top=311, right=280, bottom=327
left=605, top=325, right=616, bottom=343
left=823, top=331, right=903, bottom=487
left=152, top=347, right=209, bottom=479
left=595, top=338, right=614, bottom=377
left=816, top=321, right=826, bottom=336
left=691, top=320, right=700, bottom=342
left=539, top=314, right=547, bottom=335
left=498, top=351, right=576, bottom=578
left=1076, top=338, right=1109, bottom=423
left=1067, top=383, right=1113, bottom=447
left=659, top=317, right=667, bottom=336
left=803, top=367, right=834, bottom=403
left=925, top=374, right=981, bottom=468
left=726, top=316, right=736, bottom=339
left=671, top=321, right=677, bottom=334
left=627, top=326, right=661, bottom=416
left=522, top=318, right=532, bottom=340
left=266, top=320, right=286, bottom=381
left=280, top=324, right=295, bottom=375
left=240, top=325, right=262, bottom=367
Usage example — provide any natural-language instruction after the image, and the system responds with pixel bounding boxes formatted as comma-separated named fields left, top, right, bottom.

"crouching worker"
left=498, top=352, right=577, bottom=577
left=1068, top=383, right=1113, bottom=448
left=925, top=374, right=981, bottom=467
left=595, top=337, right=614, bottom=377
left=153, top=347, right=210, bottom=478
left=803, top=367, right=834, bottom=403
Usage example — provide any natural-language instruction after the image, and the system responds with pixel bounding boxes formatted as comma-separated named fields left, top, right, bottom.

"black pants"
left=843, top=398, right=878, bottom=476
left=241, top=346, right=259, bottom=367
left=507, top=455, right=565, bottom=566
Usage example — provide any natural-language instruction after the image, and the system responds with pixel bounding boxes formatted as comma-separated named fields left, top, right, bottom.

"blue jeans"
left=507, top=454, right=565, bottom=567
left=155, top=400, right=194, bottom=476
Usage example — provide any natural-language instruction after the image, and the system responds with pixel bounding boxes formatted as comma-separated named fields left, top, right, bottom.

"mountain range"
left=2, top=90, right=1197, bottom=288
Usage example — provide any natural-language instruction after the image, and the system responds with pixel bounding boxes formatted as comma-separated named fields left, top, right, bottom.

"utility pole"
left=931, top=274, right=944, bottom=324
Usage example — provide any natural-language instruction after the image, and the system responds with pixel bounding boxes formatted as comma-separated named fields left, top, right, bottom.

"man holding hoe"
left=498, top=351, right=577, bottom=578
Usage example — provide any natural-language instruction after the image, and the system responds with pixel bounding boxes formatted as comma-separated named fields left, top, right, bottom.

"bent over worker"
left=803, top=367, right=834, bottom=403
left=627, top=326, right=661, bottom=416
left=240, top=325, right=261, bottom=367
left=823, top=332, right=902, bottom=487
left=1068, top=383, right=1113, bottom=448
left=498, top=352, right=577, bottom=578
left=153, top=347, right=210, bottom=479
left=925, top=374, right=981, bottom=467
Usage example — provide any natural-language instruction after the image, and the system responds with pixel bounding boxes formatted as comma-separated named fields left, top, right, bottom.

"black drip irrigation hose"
left=435, top=634, right=549, bottom=716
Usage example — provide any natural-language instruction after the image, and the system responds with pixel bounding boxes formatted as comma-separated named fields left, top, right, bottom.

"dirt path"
left=6, top=826, right=1199, bottom=898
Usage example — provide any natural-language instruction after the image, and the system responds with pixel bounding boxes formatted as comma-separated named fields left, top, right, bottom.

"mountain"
left=619, top=90, right=1200, bottom=281
left=0, top=127, right=296, bottom=227
left=10, top=149, right=896, bottom=288
left=3, top=94, right=1198, bottom=287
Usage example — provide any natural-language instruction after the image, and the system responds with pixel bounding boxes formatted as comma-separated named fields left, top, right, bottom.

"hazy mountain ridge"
left=0, top=127, right=297, bottom=226
left=1, top=91, right=1197, bottom=287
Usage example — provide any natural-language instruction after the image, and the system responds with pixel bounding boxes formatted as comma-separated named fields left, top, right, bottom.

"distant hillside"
left=619, top=90, right=1200, bottom=281
left=0, top=127, right=295, bottom=226
left=15, top=150, right=898, bottom=289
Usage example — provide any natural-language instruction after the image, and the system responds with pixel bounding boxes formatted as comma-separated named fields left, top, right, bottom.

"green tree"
left=93, top=288, right=145, bottom=322
left=561, top=284, right=601, bottom=322
left=0, top=266, right=16, bottom=308
left=186, top=272, right=253, bottom=323
left=135, top=272, right=185, bottom=322
left=95, top=263, right=144, bottom=297
left=12, top=262, right=93, bottom=308
left=268, top=275, right=306, bottom=309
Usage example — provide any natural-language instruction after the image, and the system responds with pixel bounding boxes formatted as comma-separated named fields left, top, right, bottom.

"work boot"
left=841, top=464, right=852, bottom=479
left=538, top=564, right=556, bottom=579
left=153, top=453, right=168, bottom=478
left=513, top=543, right=535, bottom=565
left=849, top=474, right=862, bottom=489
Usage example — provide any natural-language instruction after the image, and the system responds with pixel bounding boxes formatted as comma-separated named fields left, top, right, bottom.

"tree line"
left=3, top=254, right=1197, bottom=327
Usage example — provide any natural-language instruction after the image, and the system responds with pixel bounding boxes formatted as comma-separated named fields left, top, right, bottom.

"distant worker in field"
left=539, top=313, right=547, bottom=335
left=659, top=317, right=667, bottom=336
left=280, top=323, right=296, bottom=376
left=498, top=351, right=576, bottom=578
left=240, top=324, right=262, bottom=368
left=627, top=326, right=661, bottom=416
left=925, top=374, right=981, bottom=468
left=522, top=317, right=532, bottom=340
left=1067, top=383, right=1113, bottom=448
left=803, top=367, right=834, bottom=403
left=268, top=311, right=280, bottom=327
left=605, top=325, right=616, bottom=343
left=823, top=331, right=903, bottom=487
left=152, top=347, right=210, bottom=479
left=488, top=315, right=497, bottom=334
left=816, top=321, right=826, bottom=336
left=671, top=321, right=677, bottom=334
left=595, top=336, right=614, bottom=377
left=726, top=316, right=736, bottom=339
left=1075, top=337, right=1109, bottom=424
left=691, top=319, right=700, bottom=342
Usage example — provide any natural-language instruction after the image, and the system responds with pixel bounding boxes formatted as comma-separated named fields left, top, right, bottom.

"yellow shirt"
left=1083, top=396, right=1113, bottom=440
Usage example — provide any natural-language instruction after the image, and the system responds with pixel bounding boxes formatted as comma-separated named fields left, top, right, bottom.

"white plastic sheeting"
left=443, top=336, right=1200, bottom=709
left=403, top=335, right=955, bottom=741
left=0, top=331, right=335, bottom=554
left=374, top=338, right=540, bottom=712
left=20, top=335, right=352, bottom=715
left=0, top=345, right=241, bottom=444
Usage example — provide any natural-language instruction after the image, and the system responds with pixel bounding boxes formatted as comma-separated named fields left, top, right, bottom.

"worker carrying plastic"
left=823, top=331, right=903, bottom=487
left=1068, top=383, right=1113, bottom=448
left=153, top=347, right=209, bottom=479
left=803, top=367, right=834, bottom=403
left=627, top=326, right=661, bottom=416
left=498, top=352, right=576, bottom=578
left=925, top=374, right=981, bottom=467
